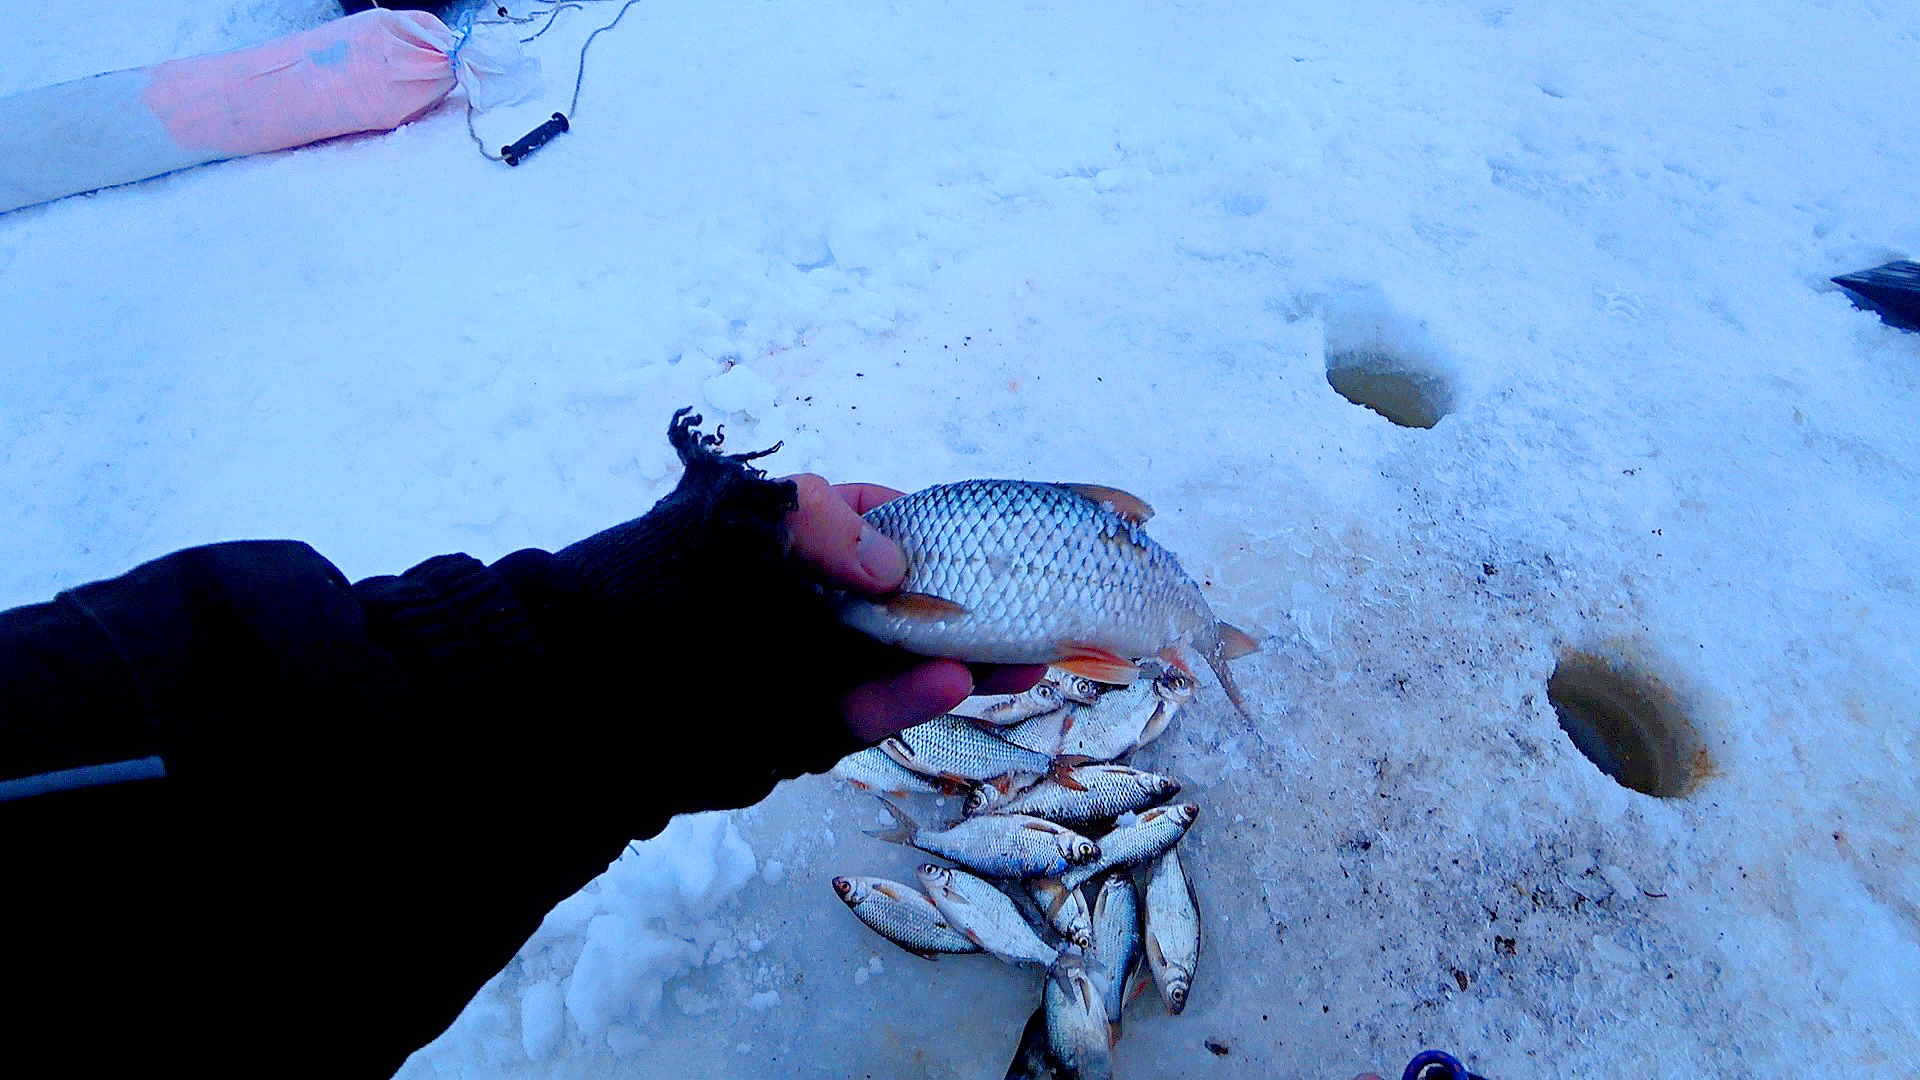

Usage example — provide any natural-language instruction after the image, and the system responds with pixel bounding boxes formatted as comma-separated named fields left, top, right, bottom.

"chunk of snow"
left=703, top=365, right=776, bottom=416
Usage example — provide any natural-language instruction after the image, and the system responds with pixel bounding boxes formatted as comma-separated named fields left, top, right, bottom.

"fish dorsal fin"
left=1214, top=622, right=1260, bottom=660
left=1060, top=483, right=1155, bottom=524
left=884, top=592, right=971, bottom=620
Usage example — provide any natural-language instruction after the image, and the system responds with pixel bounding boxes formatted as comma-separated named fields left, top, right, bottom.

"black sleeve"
left=0, top=411, right=897, bottom=1076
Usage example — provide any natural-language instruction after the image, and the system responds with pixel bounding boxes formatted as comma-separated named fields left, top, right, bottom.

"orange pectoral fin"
left=1049, top=762, right=1089, bottom=791
left=885, top=592, right=971, bottom=620
left=1060, top=484, right=1155, bottom=524
left=1056, top=644, right=1141, bottom=685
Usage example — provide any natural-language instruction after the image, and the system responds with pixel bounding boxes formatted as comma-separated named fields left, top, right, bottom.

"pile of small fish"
left=831, top=667, right=1205, bottom=1080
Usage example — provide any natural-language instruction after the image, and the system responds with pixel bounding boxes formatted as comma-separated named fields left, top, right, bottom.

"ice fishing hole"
left=1547, top=653, right=1705, bottom=797
left=1324, top=350, right=1453, bottom=428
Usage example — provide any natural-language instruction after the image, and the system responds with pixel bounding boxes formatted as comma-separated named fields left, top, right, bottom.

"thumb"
left=784, top=473, right=907, bottom=593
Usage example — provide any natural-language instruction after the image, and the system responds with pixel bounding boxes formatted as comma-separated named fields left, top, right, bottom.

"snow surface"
left=7, top=1, right=1920, bottom=1076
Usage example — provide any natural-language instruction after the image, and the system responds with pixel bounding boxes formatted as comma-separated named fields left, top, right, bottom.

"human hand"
left=783, top=474, right=1046, bottom=742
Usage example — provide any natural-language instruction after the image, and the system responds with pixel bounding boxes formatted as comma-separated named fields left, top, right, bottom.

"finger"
left=841, top=660, right=974, bottom=742
left=970, top=663, right=1049, bottom=696
left=784, top=473, right=906, bottom=592
left=832, top=482, right=906, bottom=515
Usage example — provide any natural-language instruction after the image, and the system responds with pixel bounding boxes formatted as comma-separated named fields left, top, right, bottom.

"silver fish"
left=968, top=765, right=1180, bottom=826
left=1026, top=878, right=1094, bottom=950
left=1060, top=802, right=1199, bottom=892
left=1138, top=846, right=1201, bottom=1014
left=1089, top=873, right=1143, bottom=1033
left=1004, top=670, right=1193, bottom=762
left=838, top=479, right=1258, bottom=718
left=882, top=715, right=1064, bottom=789
left=918, top=864, right=1059, bottom=967
left=831, top=746, right=947, bottom=797
left=870, top=800, right=1099, bottom=879
left=1050, top=671, right=1106, bottom=705
left=1044, top=954, right=1115, bottom=1080
left=1123, top=670, right=1195, bottom=756
left=831, top=876, right=980, bottom=960
left=948, top=679, right=1067, bottom=726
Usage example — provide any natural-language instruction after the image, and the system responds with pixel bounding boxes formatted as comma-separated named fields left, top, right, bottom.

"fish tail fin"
left=1214, top=621, right=1260, bottom=659
left=866, top=798, right=918, bottom=846
left=1203, top=624, right=1257, bottom=722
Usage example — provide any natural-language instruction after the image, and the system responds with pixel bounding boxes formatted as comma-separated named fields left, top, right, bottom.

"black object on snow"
left=502, top=112, right=570, bottom=166
left=1832, top=260, right=1920, bottom=331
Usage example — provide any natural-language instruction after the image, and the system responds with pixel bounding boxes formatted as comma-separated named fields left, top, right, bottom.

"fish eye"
left=1171, top=986, right=1188, bottom=1007
left=832, top=877, right=854, bottom=898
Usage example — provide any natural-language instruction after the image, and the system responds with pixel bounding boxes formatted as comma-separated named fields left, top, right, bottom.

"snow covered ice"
left=6, top=1, right=1920, bottom=1076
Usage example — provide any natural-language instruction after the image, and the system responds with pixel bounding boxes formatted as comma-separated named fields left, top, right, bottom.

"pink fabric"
left=141, top=10, right=457, bottom=158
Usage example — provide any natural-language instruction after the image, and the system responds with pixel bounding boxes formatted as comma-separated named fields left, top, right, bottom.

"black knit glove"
left=538, top=409, right=907, bottom=817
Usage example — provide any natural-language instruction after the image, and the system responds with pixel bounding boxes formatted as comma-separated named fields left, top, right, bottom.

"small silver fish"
left=1089, top=873, right=1143, bottom=1034
left=1121, top=670, right=1196, bottom=756
left=882, top=715, right=1070, bottom=790
left=831, top=746, right=947, bottom=797
left=967, top=765, right=1180, bottom=826
left=1060, top=803, right=1199, bottom=892
left=1026, top=878, right=1094, bottom=950
left=838, top=480, right=1258, bottom=718
left=831, top=876, right=981, bottom=960
left=1004, top=670, right=1193, bottom=762
left=870, top=800, right=1100, bottom=879
left=1138, top=846, right=1201, bottom=1014
left=948, top=679, right=1067, bottom=726
left=918, top=864, right=1059, bottom=967
left=1050, top=671, right=1106, bottom=705
left=1044, top=954, right=1115, bottom=1080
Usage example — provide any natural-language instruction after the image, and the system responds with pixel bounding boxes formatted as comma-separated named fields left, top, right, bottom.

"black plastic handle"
left=501, top=113, right=570, bottom=167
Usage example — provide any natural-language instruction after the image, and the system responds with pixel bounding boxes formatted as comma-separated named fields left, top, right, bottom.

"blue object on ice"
left=1832, top=260, right=1920, bottom=331
left=1401, top=1049, right=1490, bottom=1080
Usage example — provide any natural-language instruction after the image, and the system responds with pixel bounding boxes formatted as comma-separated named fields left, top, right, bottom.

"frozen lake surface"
left=5, top=1, right=1918, bottom=1076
